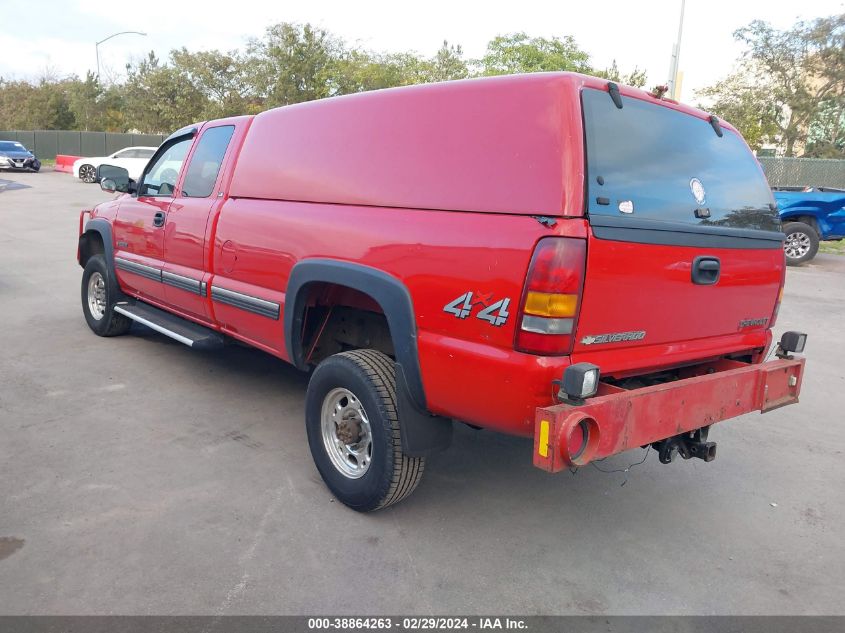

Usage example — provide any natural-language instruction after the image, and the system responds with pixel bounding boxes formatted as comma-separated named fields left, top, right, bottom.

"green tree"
left=804, top=98, right=845, bottom=157
left=697, top=72, right=781, bottom=151
left=303, top=38, right=466, bottom=96
left=701, top=14, right=845, bottom=156
left=0, top=76, right=74, bottom=129
left=477, top=32, right=591, bottom=76
left=334, top=50, right=442, bottom=94
left=123, top=52, right=207, bottom=133
left=66, top=72, right=102, bottom=131
left=0, top=79, right=33, bottom=128
left=429, top=41, right=469, bottom=82
left=595, top=60, right=647, bottom=88
left=245, top=23, right=341, bottom=107
left=0, top=24, right=659, bottom=134
left=170, top=48, right=255, bottom=118
left=97, top=84, right=129, bottom=132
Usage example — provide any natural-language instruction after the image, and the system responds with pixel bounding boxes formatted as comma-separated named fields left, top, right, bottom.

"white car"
left=73, top=146, right=158, bottom=183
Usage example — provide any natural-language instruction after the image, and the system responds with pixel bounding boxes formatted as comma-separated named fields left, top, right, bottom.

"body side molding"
left=162, top=270, right=205, bottom=296
left=211, top=285, right=280, bottom=319
left=115, top=257, right=162, bottom=283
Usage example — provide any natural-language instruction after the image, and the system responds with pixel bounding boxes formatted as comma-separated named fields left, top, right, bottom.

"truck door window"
left=138, top=137, right=192, bottom=197
left=181, top=126, right=235, bottom=198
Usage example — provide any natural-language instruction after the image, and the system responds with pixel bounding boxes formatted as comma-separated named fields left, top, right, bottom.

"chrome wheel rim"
left=784, top=232, right=811, bottom=259
left=87, top=272, right=106, bottom=320
left=80, top=165, right=95, bottom=182
left=321, top=387, right=373, bottom=479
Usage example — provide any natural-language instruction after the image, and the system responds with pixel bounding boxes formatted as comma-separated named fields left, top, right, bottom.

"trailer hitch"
left=652, top=427, right=717, bottom=464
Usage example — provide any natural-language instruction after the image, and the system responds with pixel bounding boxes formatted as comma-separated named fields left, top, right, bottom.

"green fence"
left=759, top=157, right=845, bottom=189
left=0, top=130, right=166, bottom=161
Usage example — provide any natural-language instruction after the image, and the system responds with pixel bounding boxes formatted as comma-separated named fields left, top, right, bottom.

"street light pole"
left=667, top=0, right=686, bottom=100
left=96, top=31, right=147, bottom=82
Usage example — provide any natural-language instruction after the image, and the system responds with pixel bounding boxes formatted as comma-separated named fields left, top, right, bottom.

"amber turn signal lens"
left=523, top=291, right=578, bottom=318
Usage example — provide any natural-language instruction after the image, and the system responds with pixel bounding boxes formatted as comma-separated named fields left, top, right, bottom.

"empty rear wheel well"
left=78, top=231, right=105, bottom=267
left=298, top=282, right=394, bottom=365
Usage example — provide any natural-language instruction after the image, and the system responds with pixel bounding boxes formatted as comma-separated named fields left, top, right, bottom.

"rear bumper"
left=533, top=356, right=805, bottom=472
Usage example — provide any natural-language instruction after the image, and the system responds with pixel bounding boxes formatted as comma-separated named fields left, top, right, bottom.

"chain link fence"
left=0, top=130, right=166, bottom=161
left=758, top=157, right=845, bottom=189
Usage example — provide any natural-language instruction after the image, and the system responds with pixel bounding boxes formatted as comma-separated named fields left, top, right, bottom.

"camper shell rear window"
left=582, top=87, right=780, bottom=233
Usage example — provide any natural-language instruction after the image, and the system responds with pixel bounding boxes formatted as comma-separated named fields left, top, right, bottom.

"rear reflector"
left=515, top=237, right=587, bottom=355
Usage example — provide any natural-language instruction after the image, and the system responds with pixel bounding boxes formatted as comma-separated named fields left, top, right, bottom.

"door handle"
left=691, top=256, right=720, bottom=285
left=153, top=211, right=166, bottom=227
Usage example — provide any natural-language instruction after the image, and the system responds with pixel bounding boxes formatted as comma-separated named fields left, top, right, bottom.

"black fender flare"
left=285, top=259, right=451, bottom=456
left=78, top=218, right=115, bottom=268
left=79, top=218, right=129, bottom=303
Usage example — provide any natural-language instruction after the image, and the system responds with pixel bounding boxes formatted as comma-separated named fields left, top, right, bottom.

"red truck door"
left=113, top=135, right=193, bottom=303
left=161, top=124, right=237, bottom=323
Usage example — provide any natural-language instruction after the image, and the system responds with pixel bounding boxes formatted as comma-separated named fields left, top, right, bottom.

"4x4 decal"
left=443, top=292, right=511, bottom=327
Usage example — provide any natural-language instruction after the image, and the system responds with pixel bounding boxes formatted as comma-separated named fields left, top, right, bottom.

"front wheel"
left=81, top=255, right=132, bottom=336
left=305, top=349, right=425, bottom=512
left=783, top=222, right=819, bottom=265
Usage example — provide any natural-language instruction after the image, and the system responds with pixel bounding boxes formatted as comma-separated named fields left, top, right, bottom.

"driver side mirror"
left=98, top=164, right=135, bottom=194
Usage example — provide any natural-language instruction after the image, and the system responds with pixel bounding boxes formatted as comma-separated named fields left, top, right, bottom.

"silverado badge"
left=580, top=330, right=646, bottom=345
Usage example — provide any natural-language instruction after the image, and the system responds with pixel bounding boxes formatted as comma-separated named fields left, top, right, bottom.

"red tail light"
left=515, top=237, right=587, bottom=355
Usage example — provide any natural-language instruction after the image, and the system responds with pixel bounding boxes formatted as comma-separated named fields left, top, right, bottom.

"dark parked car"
left=0, top=141, right=41, bottom=172
left=773, top=187, right=845, bottom=265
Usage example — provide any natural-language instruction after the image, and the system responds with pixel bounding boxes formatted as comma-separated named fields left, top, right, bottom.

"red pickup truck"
left=78, top=73, right=807, bottom=511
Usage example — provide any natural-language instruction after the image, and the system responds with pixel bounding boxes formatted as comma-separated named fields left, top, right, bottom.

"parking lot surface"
left=1, top=171, right=844, bottom=615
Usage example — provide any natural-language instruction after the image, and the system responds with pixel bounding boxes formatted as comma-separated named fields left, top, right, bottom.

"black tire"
left=81, top=254, right=132, bottom=337
left=30, top=160, right=41, bottom=172
left=306, top=349, right=425, bottom=512
left=79, top=164, right=97, bottom=183
left=783, top=222, right=819, bottom=265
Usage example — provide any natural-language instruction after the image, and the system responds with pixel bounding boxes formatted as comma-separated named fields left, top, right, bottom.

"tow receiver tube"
left=534, top=332, right=807, bottom=472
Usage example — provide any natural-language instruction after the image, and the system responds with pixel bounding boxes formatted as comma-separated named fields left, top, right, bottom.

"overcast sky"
left=1, top=0, right=843, bottom=103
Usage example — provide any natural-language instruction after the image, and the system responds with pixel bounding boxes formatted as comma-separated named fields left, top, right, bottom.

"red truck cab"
left=78, top=73, right=806, bottom=511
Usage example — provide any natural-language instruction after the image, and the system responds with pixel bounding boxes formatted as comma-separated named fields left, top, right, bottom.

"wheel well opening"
left=784, top=215, right=820, bottom=235
left=299, top=282, right=394, bottom=365
left=79, top=231, right=104, bottom=267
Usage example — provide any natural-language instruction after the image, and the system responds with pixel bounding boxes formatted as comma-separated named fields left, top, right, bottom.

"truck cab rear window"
left=582, top=88, right=779, bottom=233
left=182, top=125, right=235, bottom=198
